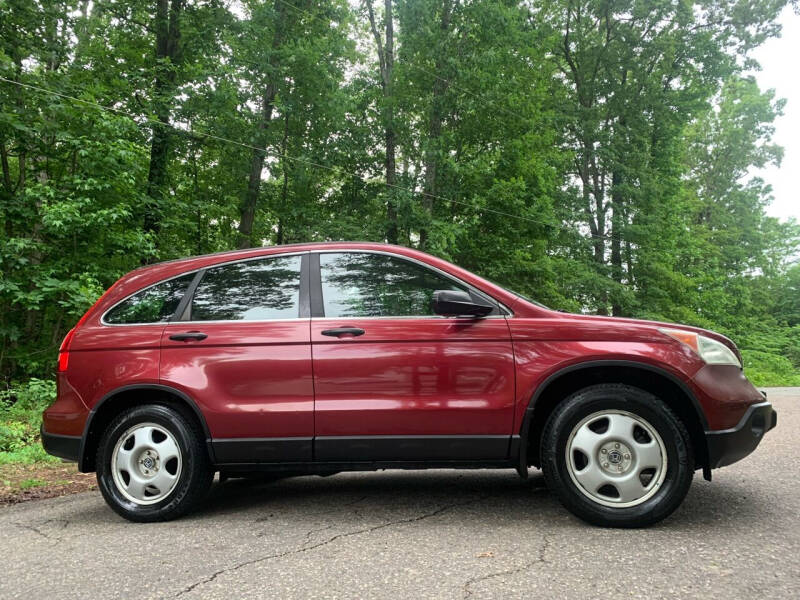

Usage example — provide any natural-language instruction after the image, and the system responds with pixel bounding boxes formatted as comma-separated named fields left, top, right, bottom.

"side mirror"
left=432, top=290, right=494, bottom=317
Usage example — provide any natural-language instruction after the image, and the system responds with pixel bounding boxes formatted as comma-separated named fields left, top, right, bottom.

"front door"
left=310, top=251, right=515, bottom=461
left=160, top=252, right=313, bottom=463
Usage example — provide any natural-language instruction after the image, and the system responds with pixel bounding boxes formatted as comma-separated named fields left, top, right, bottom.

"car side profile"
left=41, top=242, right=777, bottom=527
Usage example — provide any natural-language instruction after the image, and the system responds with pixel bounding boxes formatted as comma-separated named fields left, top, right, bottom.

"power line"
left=0, top=75, right=608, bottom=240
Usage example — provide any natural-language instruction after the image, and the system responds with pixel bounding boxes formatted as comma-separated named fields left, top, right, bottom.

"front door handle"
left=321, top=327, right=365, bottom=337
left=169, top=331, right=208, bottom=341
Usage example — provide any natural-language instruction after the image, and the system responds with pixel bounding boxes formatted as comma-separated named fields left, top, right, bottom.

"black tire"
left=96, top=404, right=213, bottom=522
left=541, top=384, right=693, bottom=528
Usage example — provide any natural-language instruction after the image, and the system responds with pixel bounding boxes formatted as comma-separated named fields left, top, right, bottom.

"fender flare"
left=78, top=383, right=214, bottom=471
left=515, top=360, right=708, bottom=477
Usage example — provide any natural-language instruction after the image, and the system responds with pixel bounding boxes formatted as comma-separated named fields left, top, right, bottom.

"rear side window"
left=104, top=273, right=195, bottom=324
left=190, top=255, right=302, bottom=321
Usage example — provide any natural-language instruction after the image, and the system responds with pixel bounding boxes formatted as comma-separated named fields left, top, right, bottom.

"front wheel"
left=96, top=404, right=213, bottom=522
left=541, top=384, right=694, bottom=527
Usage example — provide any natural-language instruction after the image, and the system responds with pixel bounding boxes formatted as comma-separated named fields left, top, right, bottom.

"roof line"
left=137, top=241, right=411, bottom=269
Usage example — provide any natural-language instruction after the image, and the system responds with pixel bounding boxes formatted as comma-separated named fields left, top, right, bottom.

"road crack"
left=14, top=518, right=69, bottom=541
left=462, top=533, right=551, bottom=598
left=302, top=524, right=334, bottom=543
left=342, top=494, right=369, bottom=507
left=174, top=494, right=489, bottom=598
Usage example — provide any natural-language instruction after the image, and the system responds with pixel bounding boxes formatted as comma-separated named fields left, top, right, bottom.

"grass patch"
left=1, top=379, right=59, bottom=465
left=0, top=444, right=60, bottom=465
left=18, top=478, right=48, bottom=490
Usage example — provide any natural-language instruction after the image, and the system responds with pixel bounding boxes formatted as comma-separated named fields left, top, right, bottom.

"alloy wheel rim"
left=110, top=422, right=182, bottom=505
left=565, top=409, right=668, bottom=508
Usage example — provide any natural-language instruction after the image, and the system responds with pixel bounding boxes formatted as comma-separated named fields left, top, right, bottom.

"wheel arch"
left=519, top=360, right=709, bottom=474
left=78, top=384, right=214, bottom=472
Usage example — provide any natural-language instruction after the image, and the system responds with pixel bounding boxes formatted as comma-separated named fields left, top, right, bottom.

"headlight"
left=659, top=328, right=741, bottom=367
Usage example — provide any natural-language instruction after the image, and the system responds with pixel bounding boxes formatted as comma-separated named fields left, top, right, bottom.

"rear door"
left=310, top=251, right=515, bottom=462
left=160, top=252, right=313, bottom=463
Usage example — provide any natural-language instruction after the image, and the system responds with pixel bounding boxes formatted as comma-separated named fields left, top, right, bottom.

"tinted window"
left=104, top=273, right=195, bottom=324
left=191, top=255, right=302, bottom=321
left=319, top=252, right=470, bottom=318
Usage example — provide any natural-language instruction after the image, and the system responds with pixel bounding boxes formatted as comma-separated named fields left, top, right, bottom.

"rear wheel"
left=541, top=384, right=693, bottom=527
left=96, top=404, right=213, bottom=522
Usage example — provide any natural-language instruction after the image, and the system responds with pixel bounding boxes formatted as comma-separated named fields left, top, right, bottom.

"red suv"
left=42, top=242, right=776, bottom=526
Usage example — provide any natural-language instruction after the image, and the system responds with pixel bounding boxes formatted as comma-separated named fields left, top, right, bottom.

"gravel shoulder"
left=0, top=462, right=96, bottom=505
left=1, top=387, right=797, bottom=599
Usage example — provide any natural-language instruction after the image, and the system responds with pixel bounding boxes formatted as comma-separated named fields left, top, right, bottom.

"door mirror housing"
left=431, top=290, right=494, bottom=317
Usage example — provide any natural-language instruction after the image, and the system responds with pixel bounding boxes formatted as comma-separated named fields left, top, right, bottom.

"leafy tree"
left=541, top=0, right=787, bottom=315
left=0, top=0, right=797, bottom=388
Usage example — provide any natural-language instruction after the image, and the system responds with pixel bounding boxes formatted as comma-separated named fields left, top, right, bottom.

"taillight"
left=58, top=328, right=76, bottom=372
left=56, top=279, right=121, bottom=373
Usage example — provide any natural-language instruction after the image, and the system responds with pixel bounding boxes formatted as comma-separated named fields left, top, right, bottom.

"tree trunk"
left=366, top=0, right=398, bottom=244
left=0, top=141, right=12, bottom=197
left=610, top=169, right=623, bottom=317
left=592, top=170, right=607, bottom=315
left=383, top=0, right=398, bottom=244
left=278, top=111, right=290, bottom=246
left=144, top=0, right=183, bottom=243
left=237, top=0, right=289, bottom=249
left=238, top=82, right=278, bottom=249
left=625, top=238, right=634, bottom=292
left=420, top=0, right=453, bottom=249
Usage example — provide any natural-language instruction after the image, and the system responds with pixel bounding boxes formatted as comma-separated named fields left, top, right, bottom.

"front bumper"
left=40, top=425, right=81, bottom=462
left=706, top=401, right=777, bottom=469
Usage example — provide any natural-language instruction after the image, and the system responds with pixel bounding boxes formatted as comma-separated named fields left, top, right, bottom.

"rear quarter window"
left=103, top=273, right=195, bottom=324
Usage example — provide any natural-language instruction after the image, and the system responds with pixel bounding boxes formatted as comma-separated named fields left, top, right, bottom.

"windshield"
left=509, top=289, right=550, bottom=309
left=480, top=275, right=550, bottom=309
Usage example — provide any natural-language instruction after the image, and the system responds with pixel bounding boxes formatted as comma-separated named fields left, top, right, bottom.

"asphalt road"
left=2, top=388, right=798, bottom=599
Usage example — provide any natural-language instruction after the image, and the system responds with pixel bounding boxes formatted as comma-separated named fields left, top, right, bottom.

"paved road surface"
left=2, top=388, right=798, bottom=599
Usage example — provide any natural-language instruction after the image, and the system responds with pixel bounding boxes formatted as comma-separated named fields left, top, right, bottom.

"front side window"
left=104, top=273, right=195, bottom=324
left=190, top=255, right=302, bottom=321
left=319, top=252, right=476, bottom=318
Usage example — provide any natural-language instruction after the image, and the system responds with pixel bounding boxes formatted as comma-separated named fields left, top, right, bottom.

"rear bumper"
left=40, top=425, right=81, bottom=462
left=705, top=401, right=777, bottom=469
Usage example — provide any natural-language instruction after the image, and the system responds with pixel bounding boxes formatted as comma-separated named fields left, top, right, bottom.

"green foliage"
left=0, top=379, right=58, bottom=463
left=17, top=477, right=49, bottom=489
left=742, top=351, right=800, bottom=388
left=0, top=445, right=56, bottom=465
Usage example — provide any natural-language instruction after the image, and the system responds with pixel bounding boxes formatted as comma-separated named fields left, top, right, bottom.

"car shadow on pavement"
left=196, top=469, right=556, bottom=520
left=185, top=468, right=774, bottom=531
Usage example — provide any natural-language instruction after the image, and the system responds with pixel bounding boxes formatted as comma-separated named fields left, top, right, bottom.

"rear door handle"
left=321, top=327, right=365, bottom=337
left=169, top=331, right=208, bottom=341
